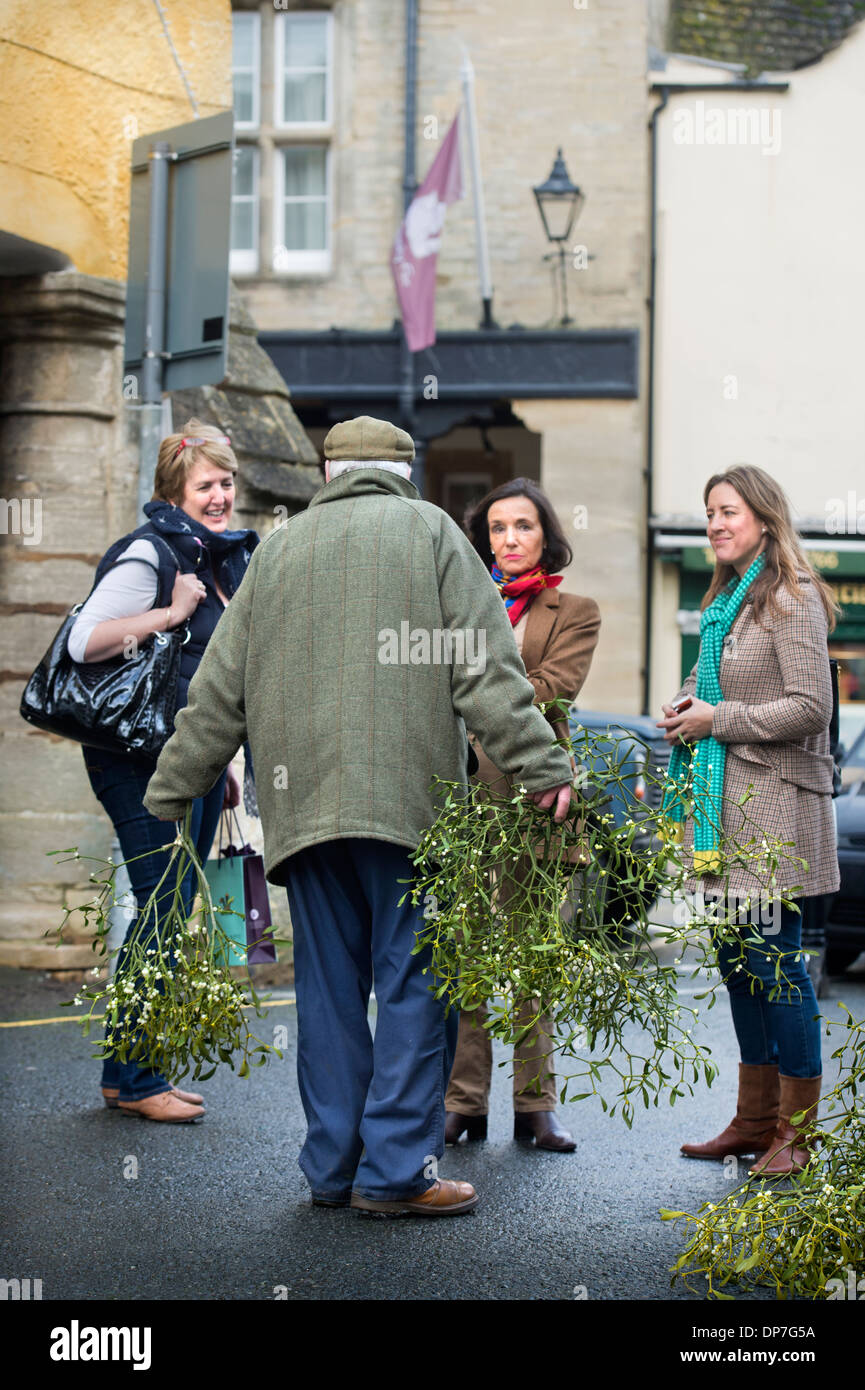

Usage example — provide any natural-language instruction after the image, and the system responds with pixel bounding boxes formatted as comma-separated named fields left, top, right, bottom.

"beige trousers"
left=445, top=998, right=558, bottom=1115
left=446, top=729, right=559, bottom=1115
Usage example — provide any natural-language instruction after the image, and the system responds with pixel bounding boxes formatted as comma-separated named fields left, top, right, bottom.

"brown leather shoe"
left=749, top=1074, right=821, bottom=1177
left=350, top=1178, right=478, bottom=1217
left=103, top=1085, right=204, bottom=1110
left=514, top=1110, right=576, bottom=1152
left=169, top=1086, right=204, bottom=1107
left=681, top=1063, right=779, bottom=1159
left=445, top=1111, right=487, bottom=1144
left=117, top=1091, right=204, bottom=1123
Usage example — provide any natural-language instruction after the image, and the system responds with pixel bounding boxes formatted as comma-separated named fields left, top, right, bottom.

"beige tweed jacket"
left=670, top=574, right=839, bottom=899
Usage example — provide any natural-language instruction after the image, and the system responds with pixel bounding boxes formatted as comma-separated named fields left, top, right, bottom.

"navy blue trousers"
left=284, top=838, right=458, bottom=1201
left=83, top=746, right=227, bottom=1101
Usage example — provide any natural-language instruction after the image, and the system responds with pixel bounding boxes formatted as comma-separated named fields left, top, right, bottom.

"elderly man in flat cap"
left=144, top=415, right=572, bottom=1217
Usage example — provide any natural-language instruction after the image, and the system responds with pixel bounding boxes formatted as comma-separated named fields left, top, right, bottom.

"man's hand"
left=529, top=782, right=572, bottom=823
left=223, top=765, right=242, bottom=810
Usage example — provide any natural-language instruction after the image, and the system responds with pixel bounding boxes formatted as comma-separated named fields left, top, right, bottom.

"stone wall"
left=0, top=272, right=134, bottom=968
left=0, top=0, right=233, bottom=280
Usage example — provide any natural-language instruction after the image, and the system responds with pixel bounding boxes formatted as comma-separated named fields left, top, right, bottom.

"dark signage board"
left=124, top=110, right=234, bottom=394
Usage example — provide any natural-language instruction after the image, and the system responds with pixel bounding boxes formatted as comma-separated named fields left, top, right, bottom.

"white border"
left=272, top=143, right=332, bottom=275
left=231, top=10, right=261, bottom=130
left=274, top=9, right=333, bottom=132
left=230, top=144, right=260, bottom=274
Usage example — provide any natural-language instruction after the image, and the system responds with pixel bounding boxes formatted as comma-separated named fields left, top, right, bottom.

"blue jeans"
left=283, top=838, right=458, bottom=1201
left=715, top=900, right=822, bottom=1077
left=83, top=746, right=227, bottom=1102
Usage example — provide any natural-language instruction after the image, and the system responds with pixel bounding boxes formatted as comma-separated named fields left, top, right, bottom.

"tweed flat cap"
left=323, top=415, right=415, bottom=463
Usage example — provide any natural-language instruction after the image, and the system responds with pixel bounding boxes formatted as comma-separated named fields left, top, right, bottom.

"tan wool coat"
left=671, top=574, right=839, bottom=899
left=472, top=587, right=601, bottom=788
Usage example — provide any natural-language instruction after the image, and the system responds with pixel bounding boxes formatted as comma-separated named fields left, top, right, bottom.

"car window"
left=841, top=726, right=865, bottom=786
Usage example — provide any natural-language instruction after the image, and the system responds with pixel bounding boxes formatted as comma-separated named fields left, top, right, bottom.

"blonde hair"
left=701, top=464, right=838, bottom=631
left=153, top=418, right=238, bottom=505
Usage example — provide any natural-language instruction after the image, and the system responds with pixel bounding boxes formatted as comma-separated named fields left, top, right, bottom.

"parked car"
left=838, top=704, right=865, bottom=786
left=826, top=720, right=865, bottom=974
left=564, top=707, right=672, bottom=929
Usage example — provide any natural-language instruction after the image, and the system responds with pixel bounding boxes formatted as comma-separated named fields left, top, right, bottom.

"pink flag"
left=391, top=113, right=464, bottom=353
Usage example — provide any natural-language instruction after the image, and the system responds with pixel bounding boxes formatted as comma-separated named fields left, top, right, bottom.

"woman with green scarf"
left=658, top=465, right=839, bottom=1176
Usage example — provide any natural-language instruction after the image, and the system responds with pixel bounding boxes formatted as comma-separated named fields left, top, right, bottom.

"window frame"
left=231, top=10, right=261, bottom=131
left=274, top=9, right=334, bottom=133
left=229, top=142, right=260, bottom=275
left=271, top=142, right=332, bottom=275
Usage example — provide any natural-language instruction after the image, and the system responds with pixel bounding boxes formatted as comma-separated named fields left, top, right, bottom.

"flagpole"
left=460, top=51, right=495, bottom=329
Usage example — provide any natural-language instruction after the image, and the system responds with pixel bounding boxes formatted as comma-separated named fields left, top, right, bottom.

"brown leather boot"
left=514, top=1110, right=576, bottom=1152
left=748, top=1074, right=821, bottom=1177
left=681, top=1063, right=779, bottom=1159
left=444, top=1111, right=487, bottom=1144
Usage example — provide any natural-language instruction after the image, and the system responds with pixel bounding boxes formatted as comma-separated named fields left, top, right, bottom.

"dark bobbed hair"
left=464, top=477, right=573, bottom=574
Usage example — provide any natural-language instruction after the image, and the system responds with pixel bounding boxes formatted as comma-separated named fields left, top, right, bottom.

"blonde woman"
left=659, top=465, right=838, bottom=1175
left=69, top=421, right=259, bottom=1122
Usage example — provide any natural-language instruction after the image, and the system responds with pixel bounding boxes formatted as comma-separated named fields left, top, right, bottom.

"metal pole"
left=559, top=245, right=571, bottom=326
left=643, top=88, right=669, bottom=715
left=138, top=141, right=171, bottom=520
left=460, top=52, right=495, bottom=329
left=116, top=142, right=173, bottom=968
left=400, top=0, right=421, bottom=495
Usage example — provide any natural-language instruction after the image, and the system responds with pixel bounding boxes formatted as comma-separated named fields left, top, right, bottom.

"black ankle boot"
left=514, top=1110, right=576, bottom=1152
left=445, top=1111, right=487, bottom=1144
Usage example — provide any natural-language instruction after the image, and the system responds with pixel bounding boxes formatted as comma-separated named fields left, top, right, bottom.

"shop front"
left=665, top=541, right=865, bottom=729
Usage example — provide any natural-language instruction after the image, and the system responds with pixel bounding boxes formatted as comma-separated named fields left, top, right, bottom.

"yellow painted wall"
left=0, top=0, right=232, bottom=279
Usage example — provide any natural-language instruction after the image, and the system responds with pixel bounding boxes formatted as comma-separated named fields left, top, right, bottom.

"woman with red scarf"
left=445, top=478, right=601, bottom=1151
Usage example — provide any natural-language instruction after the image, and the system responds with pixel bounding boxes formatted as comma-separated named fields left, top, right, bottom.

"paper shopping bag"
left=203, top=812, right=276, bottom=966
left=203, top=851, right=248, bottom=967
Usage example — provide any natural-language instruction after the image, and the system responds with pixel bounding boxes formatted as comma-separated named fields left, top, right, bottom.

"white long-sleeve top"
left=68, top=539, right=161, bottom=663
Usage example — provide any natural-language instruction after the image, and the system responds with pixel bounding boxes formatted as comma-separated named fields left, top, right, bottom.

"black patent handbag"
left=19, top=541, right=189, bottom=759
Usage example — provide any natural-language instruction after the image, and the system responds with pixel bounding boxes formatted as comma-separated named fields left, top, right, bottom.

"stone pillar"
left=0, top=271, right=132, bottom=968
left=511, top=398, right=645, bottom=714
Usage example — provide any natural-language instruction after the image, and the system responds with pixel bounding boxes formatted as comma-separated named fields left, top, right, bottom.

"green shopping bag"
left=203, top=850, right=248, bottom=967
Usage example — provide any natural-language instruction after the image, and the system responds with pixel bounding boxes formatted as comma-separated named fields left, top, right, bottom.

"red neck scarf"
left=491, top=563, right=562, bottom=627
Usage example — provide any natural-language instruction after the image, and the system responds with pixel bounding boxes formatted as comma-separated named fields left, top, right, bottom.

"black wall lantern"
left=532, top=149, right=585, bottom=325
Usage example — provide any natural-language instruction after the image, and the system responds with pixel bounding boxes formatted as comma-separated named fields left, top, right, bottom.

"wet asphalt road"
left=2, top=951, right=863, bottom=1304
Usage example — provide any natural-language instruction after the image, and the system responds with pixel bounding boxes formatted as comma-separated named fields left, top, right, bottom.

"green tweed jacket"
left=142, top=468, right=573, bottom=883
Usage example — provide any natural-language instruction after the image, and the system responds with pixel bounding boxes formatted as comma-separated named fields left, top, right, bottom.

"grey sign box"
left=125, top=110, right=234, bottom=394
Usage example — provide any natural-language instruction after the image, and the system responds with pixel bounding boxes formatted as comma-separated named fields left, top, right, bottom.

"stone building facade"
left=230, top=0, right=651, bottom=717
left=0, top=2, right=314, bottom=968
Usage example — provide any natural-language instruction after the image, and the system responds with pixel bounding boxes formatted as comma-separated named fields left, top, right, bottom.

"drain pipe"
left=642, top=85, right=668, bottom=716
left=399, top=0, right=423, bottom=494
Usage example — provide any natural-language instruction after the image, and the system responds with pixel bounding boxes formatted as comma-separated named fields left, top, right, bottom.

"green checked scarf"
left=661, top=553, right=766, bottom=874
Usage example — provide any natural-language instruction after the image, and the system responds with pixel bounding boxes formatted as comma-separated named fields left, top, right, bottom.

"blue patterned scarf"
left=661, top=553, right=765, bottom=873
